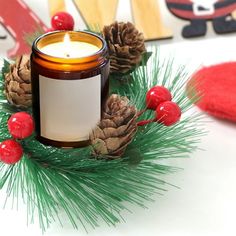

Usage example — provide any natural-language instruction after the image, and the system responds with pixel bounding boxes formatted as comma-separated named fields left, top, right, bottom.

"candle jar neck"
left=32, top=31, right=108, bottom=72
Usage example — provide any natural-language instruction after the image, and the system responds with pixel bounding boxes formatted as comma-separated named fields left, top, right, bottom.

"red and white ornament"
left=0, top=139, right=23, bottom=164
left=0, top=0, right=47, bottom=58
left=8, top=112, right=34, bottom=139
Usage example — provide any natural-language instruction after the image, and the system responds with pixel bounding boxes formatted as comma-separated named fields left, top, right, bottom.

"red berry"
left=0, top=140, right=23, bottom=164
left=51, top=12, right=74, bottom=31
left=146, top=86, right=172, bottom=110
left=8, top=112, right=34, bottom=139
left=156, top=101, right=181, bottom=126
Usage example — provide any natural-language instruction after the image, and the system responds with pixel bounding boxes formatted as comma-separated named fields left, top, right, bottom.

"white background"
left=1, top=1, right=236, bottom=236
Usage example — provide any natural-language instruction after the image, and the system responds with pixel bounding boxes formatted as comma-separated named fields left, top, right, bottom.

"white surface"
left=1, top=36, right=236, bottom=236
left=1, top=1, right=236, bottom=236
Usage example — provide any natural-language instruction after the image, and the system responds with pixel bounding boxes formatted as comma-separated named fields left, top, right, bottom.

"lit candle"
left=40, top=33, right=100, bottom=58
left=31, top=31, right=109, bottom=148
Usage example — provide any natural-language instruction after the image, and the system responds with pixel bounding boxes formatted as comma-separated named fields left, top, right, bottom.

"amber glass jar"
left=31, top=31, right=109, bottom=148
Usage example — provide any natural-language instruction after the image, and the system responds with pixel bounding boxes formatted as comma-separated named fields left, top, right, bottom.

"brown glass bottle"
left=31, top=31, right=109, bottom=148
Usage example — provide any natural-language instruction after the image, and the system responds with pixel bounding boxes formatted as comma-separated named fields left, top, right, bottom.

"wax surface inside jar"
left=40, top=41, right=100, bottom=58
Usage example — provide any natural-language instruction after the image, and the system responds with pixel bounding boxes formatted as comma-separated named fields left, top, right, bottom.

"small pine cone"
left=4, top=55, right=32, bottom=108
left=90, top=94, right=138, bottom=159
left=103, top=21, right=146, bottom=74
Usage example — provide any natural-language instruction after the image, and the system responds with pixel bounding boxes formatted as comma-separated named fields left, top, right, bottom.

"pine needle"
left=0, top=48, right=205, bottom=232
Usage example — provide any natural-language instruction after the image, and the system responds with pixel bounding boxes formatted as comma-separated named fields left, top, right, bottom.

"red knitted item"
left=187, top=62, right=236, bottom=122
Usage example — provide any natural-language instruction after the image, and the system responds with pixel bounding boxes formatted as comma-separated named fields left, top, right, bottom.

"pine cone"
left=4, top=55, right=32, bottom=108
left=103, top=21, right=146, bottom=74
left=90, top=94, right=138, bottom=159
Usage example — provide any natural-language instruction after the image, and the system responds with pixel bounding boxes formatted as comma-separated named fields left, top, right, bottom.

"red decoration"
left=0, top=139, right=23, bottom=164
left=156, top=101, right=181, bottom=126
left=0, top=0, right=47, bottom=58
left=187, top=62, right=236, bottom=122
left=146, top=86, right=172, bottom=110
left=137, top=119, right=154, bottom=126
left=51, top=12, right=75, bottom=31
left=8, top=112, right=34, bottom=139
left=45, top=28, right=55, bottom=33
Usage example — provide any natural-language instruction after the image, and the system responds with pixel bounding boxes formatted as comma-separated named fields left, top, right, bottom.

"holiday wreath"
left=0, top=17, right=204, bottom=232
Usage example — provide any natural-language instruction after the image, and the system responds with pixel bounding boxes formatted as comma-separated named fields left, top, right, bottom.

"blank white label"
left=39, top=75, right=101, bottom=142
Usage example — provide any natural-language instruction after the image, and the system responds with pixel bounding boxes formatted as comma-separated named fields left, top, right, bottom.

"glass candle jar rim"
left=32, top=30, right=107, bottom=64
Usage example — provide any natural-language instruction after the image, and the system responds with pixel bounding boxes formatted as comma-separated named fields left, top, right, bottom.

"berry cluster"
left=138, top=86, right=181, bottom=127
left=0, top=112, right=34, bottom=165
left=47, top=12, right=75, bottom=32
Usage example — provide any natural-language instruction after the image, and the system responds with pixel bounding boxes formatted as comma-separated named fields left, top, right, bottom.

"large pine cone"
left=103, top=21, right=146, bottom=74
left=4, top=55, right=32, bottom=108
left=90, top=94, right=138, bottom=159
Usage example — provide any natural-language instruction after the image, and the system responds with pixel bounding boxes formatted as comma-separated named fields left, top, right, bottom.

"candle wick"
left=66, top=53, right=70, bottom=58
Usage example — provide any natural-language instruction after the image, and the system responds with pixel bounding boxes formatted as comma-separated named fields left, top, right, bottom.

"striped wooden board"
left=48, top=0, right=66, bottom=16
left=131, top=0, right=173, bottom=40
left=47, top=0, right=172, bottom=41
left=72, top=0, right=118, bottom=30
left=232, top=10, right=236, bottom=19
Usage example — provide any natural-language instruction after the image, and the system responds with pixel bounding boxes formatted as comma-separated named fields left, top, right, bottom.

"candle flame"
left=63, top=33, right=71, bottom=58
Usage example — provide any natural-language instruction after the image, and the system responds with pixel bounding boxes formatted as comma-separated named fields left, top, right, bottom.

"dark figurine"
left=166, top=0, right=236, bottom=37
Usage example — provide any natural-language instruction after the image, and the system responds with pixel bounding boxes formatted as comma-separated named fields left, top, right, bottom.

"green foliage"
left=0, top=48, right=205, bottom=232
left=1, top=59, right=10, bottom=75
left=24, top=26, right=45, bottom=47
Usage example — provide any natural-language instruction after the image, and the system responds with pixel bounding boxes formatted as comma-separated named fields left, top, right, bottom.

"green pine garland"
left=0, top=48, right=204, bottom=232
